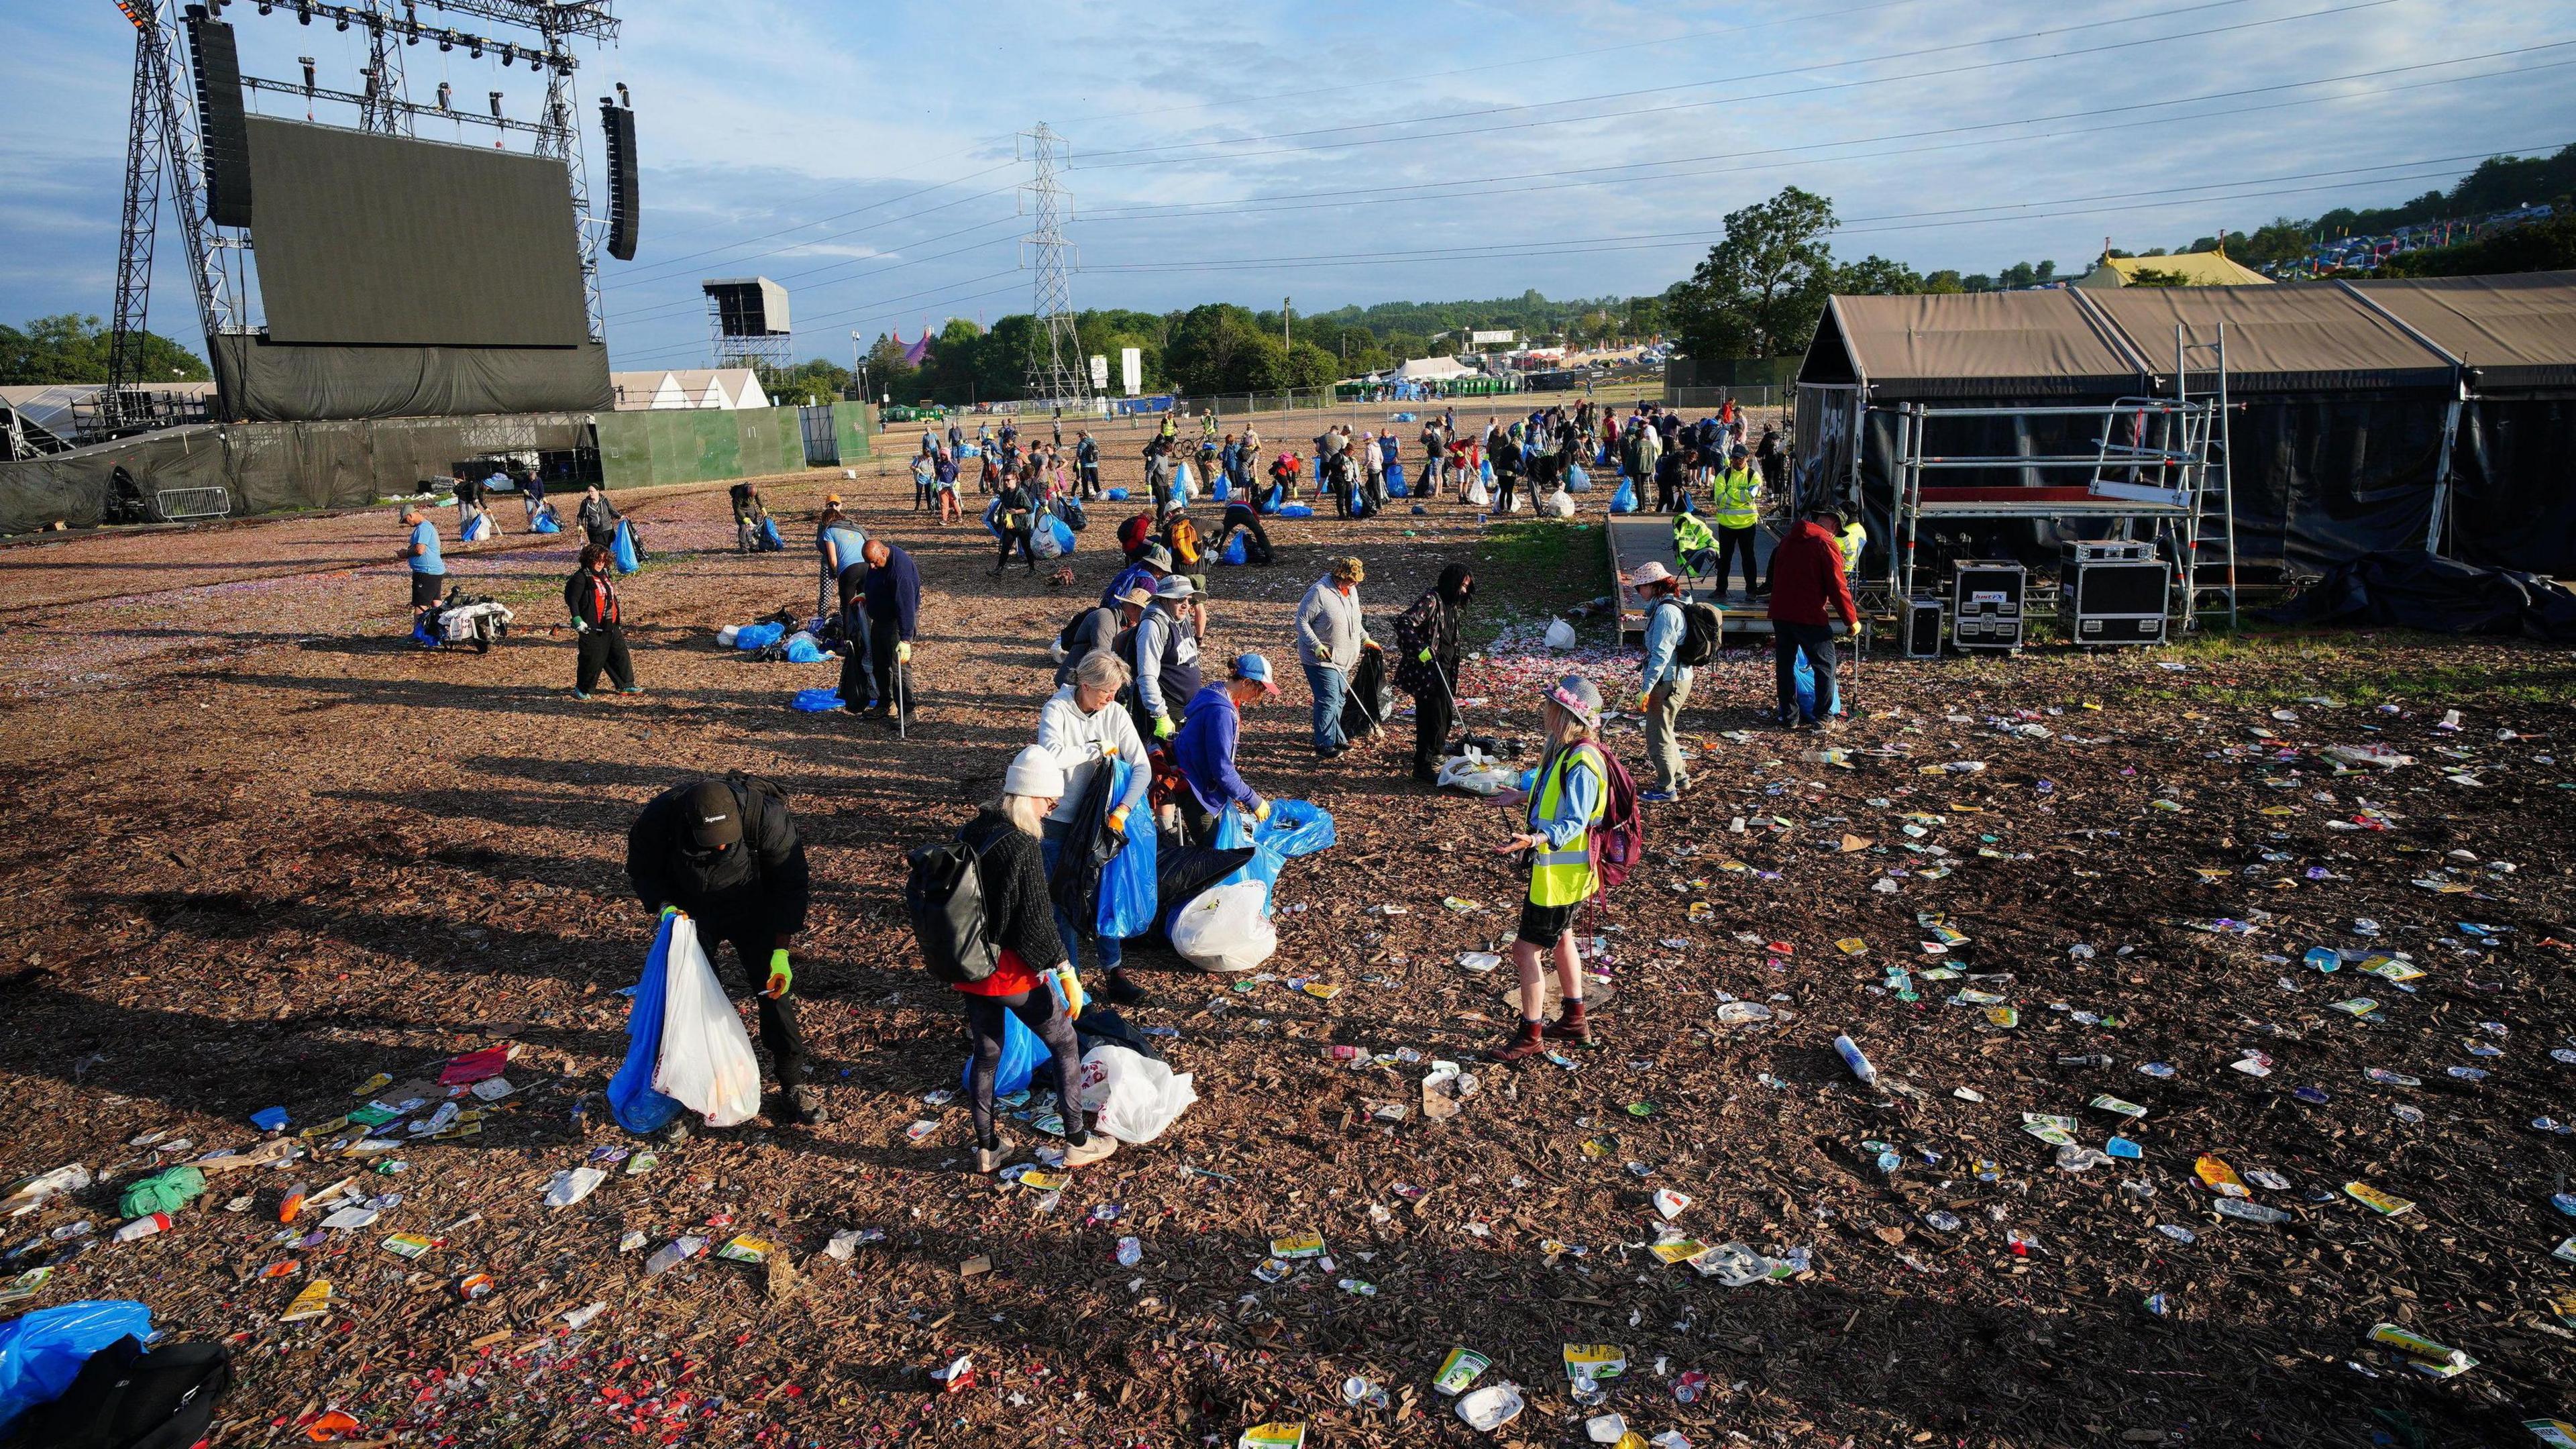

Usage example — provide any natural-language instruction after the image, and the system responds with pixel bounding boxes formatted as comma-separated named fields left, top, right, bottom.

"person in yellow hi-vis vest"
left=1487, top=675, right=1609, bottom=1061
left=1838, top=515, right=1869, bottom=580
left=1710, top=445, right=1764, bottom=600
left=1671, top=500, right=1719, bottom=580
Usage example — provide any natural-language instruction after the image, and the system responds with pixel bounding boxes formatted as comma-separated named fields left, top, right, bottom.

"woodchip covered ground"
left=1, top=411, right=2572, bottom=1448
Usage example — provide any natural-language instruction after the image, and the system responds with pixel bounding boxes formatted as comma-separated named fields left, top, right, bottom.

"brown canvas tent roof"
left=1797, top=291, right=2149, bottom=398
left=1796, top=278, right=2551, bottom=398
left=2075, top=282, right=2456, bottom=392
left=2347, top=270, right=2576, bottom=391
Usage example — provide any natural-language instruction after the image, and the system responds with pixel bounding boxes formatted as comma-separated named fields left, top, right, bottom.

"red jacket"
left=1766, top=520, right=1858, bottom=627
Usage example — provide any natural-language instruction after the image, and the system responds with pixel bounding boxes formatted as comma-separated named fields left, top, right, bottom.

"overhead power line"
left=1055, top=0, right=1928, bottom=126
left=1073, top=150, right=2559, bottom=276
left=1070, top=0, right=2395, bottom=170
left=1069, top=46, right=2576, bottom=227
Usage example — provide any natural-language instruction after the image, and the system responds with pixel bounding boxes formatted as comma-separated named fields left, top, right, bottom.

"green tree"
left=1666, top=186, right=1841, bottom=361
left=1921, top=270, right=1966, bottom=294
left=765, top=357, right=852, bottom=405
left=1833, top=255, right=1925, bottom=295
left=2384, top=213, right=2576, bottom=278
left=0, top=313, right=211, bottom=386
left=863, top=333, right=920, bottom=404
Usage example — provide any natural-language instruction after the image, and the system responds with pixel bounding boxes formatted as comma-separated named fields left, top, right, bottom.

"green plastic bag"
left=116, top=1166, right=205, bottom=1220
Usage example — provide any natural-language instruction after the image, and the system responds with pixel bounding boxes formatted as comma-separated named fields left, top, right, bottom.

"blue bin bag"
left=1278, top=502, right=1316, bottom=519
left=982, top=496, right=1006, bottom=540
left=1218, top=533, right=1249, bottom=566
left=610, top=518, right=641, bottom=574
left=1258, top=798, right=1338, bottom=858
left=733, top=621, right=786, bottom=651
left=1212, top=798, right=1336, bottom=913
left=1790, top=648, right=1848, bottom=720
left=790, top=687, right=845, bottom=712
left=1095, top=762, right=1160, bottom=940
left=960, top=1004, right=1042, bottom=1098
left=1045, top=515, right=1077, bottom=556
left=1385, top=462, right=1408, bottom=498
left=1565, top=465, right=1593, bottom=493
left=1259, top=482, right=1285, bottom=513
left=784, top=634, right=830, bottom=664
left=607, top=914, right=684, bottom=1134
left=0, top=1300, right=156, bottom=1433
left=1480, top=459, right=1496, bottom=486
left=758, top=517, right=786, bottom=551
left=1211, top=469, right=1232, bottom=502
left=1610, top=480, right=1639, bottom=514
left=529, top=513, right=562, bottom=535
left=1106, top=487, right=1130, bottom=501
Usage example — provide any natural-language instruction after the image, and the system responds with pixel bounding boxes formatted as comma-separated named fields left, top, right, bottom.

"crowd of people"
left=384, top=396, right=1877, bottom=1169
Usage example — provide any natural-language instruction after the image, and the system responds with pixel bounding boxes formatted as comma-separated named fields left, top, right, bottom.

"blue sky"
left=5, top=0, right=2572, bottom=372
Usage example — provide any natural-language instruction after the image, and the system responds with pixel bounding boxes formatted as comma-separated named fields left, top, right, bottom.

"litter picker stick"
left=896, top=653, right=907, bottom=741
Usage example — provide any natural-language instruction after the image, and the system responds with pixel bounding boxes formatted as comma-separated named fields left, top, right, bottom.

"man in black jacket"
left=625, top=775, right=822, bottom=1125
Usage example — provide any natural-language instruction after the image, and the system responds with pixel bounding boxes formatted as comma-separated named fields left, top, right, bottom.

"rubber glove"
left=1107, top=806, right=1130, bottom=837
left=1637, top=689, right=1654, bottom=712
left=1417, top=647, right=1434, bottom=663
left=896, top=641, right=912, bottom=663
left=1252, top=801, right=1272, bottom=824
left=659, top=904, right=681, bottom=921
left=764, top=949, right=793, bottom=999
left=1153, top=714, right=1175, bottom=741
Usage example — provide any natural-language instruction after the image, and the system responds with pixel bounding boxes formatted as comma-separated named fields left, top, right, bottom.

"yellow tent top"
left=2076, top=251, right=2273, bottom=288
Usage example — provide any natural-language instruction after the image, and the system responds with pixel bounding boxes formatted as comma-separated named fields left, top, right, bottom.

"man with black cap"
left=626, top=774, right=822, bottom=1125
left=1764, top=500, right=1860, bottom=731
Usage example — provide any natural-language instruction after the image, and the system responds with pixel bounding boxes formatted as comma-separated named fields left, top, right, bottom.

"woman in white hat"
left=1487, top=674, right=1610, bottom=1061
left=953, top=745, right=1118, bottom=1173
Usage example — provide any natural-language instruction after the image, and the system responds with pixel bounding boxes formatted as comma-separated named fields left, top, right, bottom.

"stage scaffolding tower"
left=104, top=0, right=619, bottom=432
left=1019, top=123, right=1089, bottom=411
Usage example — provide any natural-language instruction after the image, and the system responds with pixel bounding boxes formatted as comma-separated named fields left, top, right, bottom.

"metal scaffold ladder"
left=2175, top=323, right=2239, bottom=631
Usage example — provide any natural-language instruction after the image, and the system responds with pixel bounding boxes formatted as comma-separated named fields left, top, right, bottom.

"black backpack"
left=904, top=837, right=1000, bottom=984
left=1661, top=596, right=1723, bottom=667
left=8, top=1335, right=231, bottom=1449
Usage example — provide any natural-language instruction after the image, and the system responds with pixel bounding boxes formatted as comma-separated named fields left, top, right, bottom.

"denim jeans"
left=1038, top=824, right=1126, bottom=978
left=1303, top=661, right=1348, bottom=755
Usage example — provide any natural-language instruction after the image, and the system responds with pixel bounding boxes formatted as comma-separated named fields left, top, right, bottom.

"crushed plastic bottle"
left=645, top=1235, right=708, bottom=1275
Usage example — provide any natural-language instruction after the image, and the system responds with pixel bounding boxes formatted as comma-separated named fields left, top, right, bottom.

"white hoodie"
left=1036, top=685, right=1150, bottom=824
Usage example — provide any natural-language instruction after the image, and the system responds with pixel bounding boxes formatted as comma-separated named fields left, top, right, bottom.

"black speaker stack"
left=600, top=97, right=638, bottom=261
left=184, top=9, right=254, bottom=227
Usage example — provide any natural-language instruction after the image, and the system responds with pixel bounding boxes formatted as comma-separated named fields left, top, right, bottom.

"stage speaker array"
left=185, top=9, right=254, bottom=227
left=600, top=97, right=638, bottom=261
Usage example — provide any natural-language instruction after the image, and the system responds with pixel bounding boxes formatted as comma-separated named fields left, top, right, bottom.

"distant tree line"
left=733, top=142, right=2576, bottom=407
left=0, top=315, right=211, bottom=386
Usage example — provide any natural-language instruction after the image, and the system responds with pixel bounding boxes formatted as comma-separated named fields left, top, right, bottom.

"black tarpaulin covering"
left=2258, top=549, right=2576, bottom=640
left=211, top=336, right=612, bottom=423
left=0, top=413, right=598, bottom=535
left=2449, top=396, right=2576, bottom=576
left=2224, top=394, right=2447, bottom=576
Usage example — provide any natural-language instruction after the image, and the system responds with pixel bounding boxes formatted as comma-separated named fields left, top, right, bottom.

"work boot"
left=1485, top=1019, right=1548, bottom=1065
left=1098, top=971, right=1148, bottom=1008
left=768, top=1085, right=827, bottom=1127
left=1061, top=1133, right=1118, bottom=1169
left=974, top=1136, right=1015, bottom=1175
left=1544, top=999, right=1599, bottom=1048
